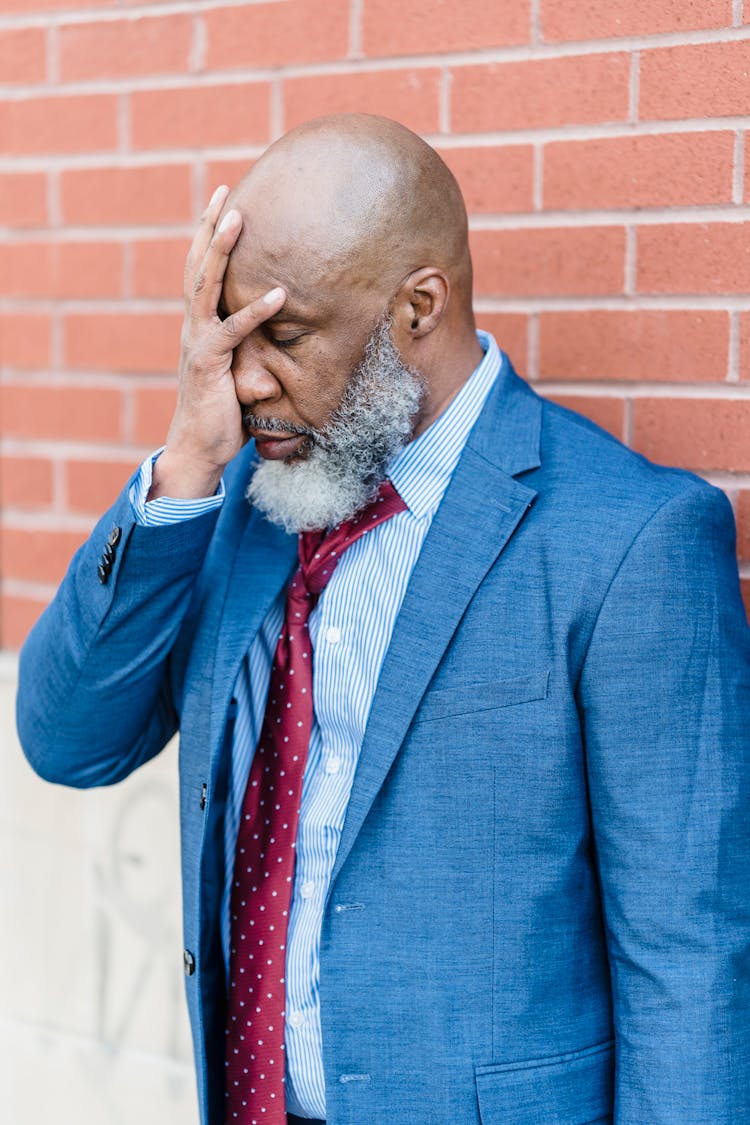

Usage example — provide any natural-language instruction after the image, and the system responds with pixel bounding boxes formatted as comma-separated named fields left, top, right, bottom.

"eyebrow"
left=264, top=306, right=317, bottom=326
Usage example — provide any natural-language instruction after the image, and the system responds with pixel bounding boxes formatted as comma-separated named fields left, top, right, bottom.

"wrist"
left=148, top=447, right=224, bottom=501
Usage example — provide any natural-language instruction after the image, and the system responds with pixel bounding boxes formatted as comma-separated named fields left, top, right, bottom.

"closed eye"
left=268, top=331, right=307, bottom=349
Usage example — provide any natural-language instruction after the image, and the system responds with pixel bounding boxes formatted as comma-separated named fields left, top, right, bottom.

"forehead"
left=221, top=215, right=358, bottom=321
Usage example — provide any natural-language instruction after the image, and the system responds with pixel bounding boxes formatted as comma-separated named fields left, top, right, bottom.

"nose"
left=233, top=334, right=283, bottom=408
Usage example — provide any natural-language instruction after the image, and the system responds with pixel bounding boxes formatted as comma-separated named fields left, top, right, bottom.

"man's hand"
left=148, top=185, right=286, bottom=501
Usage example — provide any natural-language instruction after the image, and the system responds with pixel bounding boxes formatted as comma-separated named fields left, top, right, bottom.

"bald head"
left=225, top=113, right=473, bottom=314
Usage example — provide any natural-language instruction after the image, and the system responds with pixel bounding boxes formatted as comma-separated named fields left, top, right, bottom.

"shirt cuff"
left=129, top=448, right=226, bottom=527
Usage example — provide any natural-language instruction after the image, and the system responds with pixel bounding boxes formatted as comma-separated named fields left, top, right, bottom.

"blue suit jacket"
left=17, top=359, right=750, bottom=1124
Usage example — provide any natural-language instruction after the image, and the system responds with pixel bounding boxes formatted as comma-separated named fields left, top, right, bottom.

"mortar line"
left=624, top=226, right=637, bottom=296
left=530, top=0, right=541, bottom=46
left=523, top=314, right=537, bottom=380
left=348, top=0, right=363, bottom=59
left=439, top=66, right=451, bottom=134
left=728, top=311, right=742, bottom=382
left=117, top=91, right=130, bottom=154
left=45, top=22, right=58, bottom=86
left=270, top=75, right=283, bottom=141
left=533, top=144, right=543, bottom=211
left=3, top=10, right=750, bottom=52
left=623, top=398, right=634, bottom=446
left=734, top=129, right=745, bottom=204
left=7, top=293, right=750, bottom=314
left=5, top=25, right=750, bottom=83
left=8, top=201, right=750, bottom=241
left=190, top=11, right=207, bottom=73
left=2, top=117, right=749, bottom=168
left=629, top=50, right=640, bottom=123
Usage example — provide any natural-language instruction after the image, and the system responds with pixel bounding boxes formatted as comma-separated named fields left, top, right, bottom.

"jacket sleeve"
left=16, top=475, right=221, bottom=789
left=578, top=480, right=750, bottom=1123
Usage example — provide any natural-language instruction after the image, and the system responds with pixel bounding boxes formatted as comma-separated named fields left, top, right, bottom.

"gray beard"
left=245, top=316, right=425, bottom=533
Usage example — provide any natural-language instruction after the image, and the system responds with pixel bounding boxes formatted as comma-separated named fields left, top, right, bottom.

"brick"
left=451, top=54, right=629, bottom=133
left=0, top=457, right=54, bottom=510
left=544, top=132, right=734, bottom=211
left=475, top=313, right=529, bottom=373
left=439, top=146, right=534, bottom=214
left=0, top=383, right=121, bottom=442
left=205, top=158, right=255, bottom=194
left=0, top=26, right=47, bottom=84
left=737, top=492, right=750, bottom=561
left=0, top=95, right=118, bottom=155
left=363, top=0, right=530, bottom=56
left=538, top=311, right=729, bottom=382
left=204, top=0, right=349, bottom=69
left=60, top=164, right=192, bottom=226
left=0, top=0, right=112, bottom=9
left=470, top=227, right=626, bottom=297
left=641, top=41, right=750, bottom=119
left=65, top=312, right=182, bottom=374
left=0, top=242, right=122, bottom=298
left=541, top=0, right=732, bottom=41
left=1, top=526, right=88, bottom=585
left=0, top=172, right=47, bottom=228
left=543, top=394, right=625, bottom=441
left=132, top=385, right=177, bottom=446
left=65, top=457, right=136, bottom=514
left=638, top=224, right=750, bottom=295
left=131, top=83, right=270, bottom=150
left=132, top=238, right=191, bottom=298
left=0, top=594, right=48, bottom=652
left=740, top=313, right=750, bottom=381
left=632, top=397, right=750, bottom=471
left=60, top=13, right=191, bottom=81
left=284, top=69, right=442, bottom=136
left=0, top=313, right=51, bottom=368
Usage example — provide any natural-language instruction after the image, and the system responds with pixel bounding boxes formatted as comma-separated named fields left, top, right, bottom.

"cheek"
left=288, top=347, right=352, bottom=419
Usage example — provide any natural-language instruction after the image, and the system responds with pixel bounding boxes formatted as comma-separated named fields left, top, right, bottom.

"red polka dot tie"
left=224, top=480, right=407, bottom=1124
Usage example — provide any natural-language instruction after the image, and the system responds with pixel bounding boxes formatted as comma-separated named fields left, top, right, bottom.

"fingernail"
left=218, top=209, right=237, bottom=233
left=263, top=287, right=285, bottom=304
left=210, top=184, right=228, bottom=207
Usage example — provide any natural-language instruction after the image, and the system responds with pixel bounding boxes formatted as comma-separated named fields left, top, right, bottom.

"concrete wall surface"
left=0, top=654, right=199, bottom=1125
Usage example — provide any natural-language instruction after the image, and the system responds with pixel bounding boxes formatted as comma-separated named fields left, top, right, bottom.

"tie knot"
left=295, top=480, right=407, bottom=601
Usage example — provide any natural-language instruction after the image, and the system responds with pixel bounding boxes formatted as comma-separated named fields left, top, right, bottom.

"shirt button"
left=289, top=1011, right=305, bottom=1028
left=325, top=756, right=341, bottom=775
left=300, top=880, right=315, bottom=899
left=325, top=626, right=341, bottom=644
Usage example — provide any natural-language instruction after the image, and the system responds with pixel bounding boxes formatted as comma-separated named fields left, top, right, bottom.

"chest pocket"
left=416, top=670, right=550, bottom=724
left=475, top=1038, right=614, bottom=1124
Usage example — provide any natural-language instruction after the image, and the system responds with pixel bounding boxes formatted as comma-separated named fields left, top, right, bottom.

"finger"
left=189, top=207, right=243, bottom=324
left=183, top=184, right=230, bottom=302
left=217, top=286, right=287, bottom=349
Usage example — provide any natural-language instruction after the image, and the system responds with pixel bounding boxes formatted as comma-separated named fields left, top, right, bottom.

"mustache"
left=243, top=412, right=316, bottom=439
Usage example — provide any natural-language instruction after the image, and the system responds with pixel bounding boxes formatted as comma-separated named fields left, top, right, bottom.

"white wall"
left=0, top=655, right=199, bottom=1125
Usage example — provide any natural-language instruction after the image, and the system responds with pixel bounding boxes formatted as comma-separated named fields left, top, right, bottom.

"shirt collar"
left=387, top=330, right=503, bottom=521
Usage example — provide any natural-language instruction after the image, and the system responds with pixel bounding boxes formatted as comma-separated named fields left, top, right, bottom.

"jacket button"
left=97, top=563, right=109, bottom=585
left=108, top=526, right=122, bottom=547
left=183, top=949, right=195, bottom=976
left=103, top=542, right=116, bottom=563
left=199, top=783, right=207, bottom=810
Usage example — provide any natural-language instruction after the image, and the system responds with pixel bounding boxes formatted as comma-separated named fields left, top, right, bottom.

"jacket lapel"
left=327, top=360, right=543, bottom=896
left=208, top=502, right=297, bottom=756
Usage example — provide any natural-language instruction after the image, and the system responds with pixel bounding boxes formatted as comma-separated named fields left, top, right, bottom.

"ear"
left=392, top=267, right=449, bottom=339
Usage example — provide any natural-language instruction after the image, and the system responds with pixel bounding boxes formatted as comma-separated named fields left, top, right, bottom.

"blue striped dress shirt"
left=131, top=330, right=502, bottom=1118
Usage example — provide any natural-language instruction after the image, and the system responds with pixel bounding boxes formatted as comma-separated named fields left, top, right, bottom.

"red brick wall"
left=2, top=0, right=749, bottom=648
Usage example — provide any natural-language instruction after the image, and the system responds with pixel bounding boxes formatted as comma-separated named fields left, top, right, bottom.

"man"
left=17, top=114, right=750, bottom=1124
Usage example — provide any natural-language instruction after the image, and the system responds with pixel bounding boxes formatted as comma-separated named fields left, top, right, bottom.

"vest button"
left=183, top=949, right=195, bottom=976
